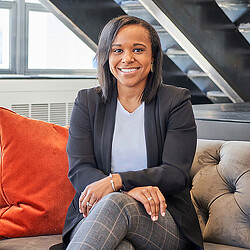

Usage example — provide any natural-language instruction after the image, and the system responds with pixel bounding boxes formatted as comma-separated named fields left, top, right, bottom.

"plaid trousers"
left=66, top=192, right=196, bottom=250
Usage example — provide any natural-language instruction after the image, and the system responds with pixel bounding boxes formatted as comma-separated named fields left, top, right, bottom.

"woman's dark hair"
left=95, top=15, right=163, bottom=103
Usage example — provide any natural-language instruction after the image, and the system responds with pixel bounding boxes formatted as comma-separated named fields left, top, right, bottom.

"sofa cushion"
left=191, top=139, right=250, bottom=248
left=0, top=235, right=62, bottom=250
left=0, top=107, right=75, bottom=239
left=204, top=242, right=248, bottom=250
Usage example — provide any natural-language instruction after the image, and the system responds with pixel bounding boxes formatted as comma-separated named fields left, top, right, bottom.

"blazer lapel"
left=101, top=87, right=118, bottom=175
left=145, top=98, right=160, bottom=168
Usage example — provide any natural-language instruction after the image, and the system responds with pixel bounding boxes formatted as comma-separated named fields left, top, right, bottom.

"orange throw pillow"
left=0, top=107, right=75, bottom=239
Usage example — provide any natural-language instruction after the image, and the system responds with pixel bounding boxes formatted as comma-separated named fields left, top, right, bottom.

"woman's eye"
left=134, top=48, right=143, bottom=53
left=113, top=49, right=122, bottom=53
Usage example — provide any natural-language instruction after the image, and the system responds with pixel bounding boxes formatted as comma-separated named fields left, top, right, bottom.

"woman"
left=62, top=15, right=203, bottom=250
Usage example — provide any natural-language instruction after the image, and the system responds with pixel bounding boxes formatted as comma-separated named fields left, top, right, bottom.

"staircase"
left=40, top=0, right=250, bottom=104
left=115, top=0, right=250, bottom=104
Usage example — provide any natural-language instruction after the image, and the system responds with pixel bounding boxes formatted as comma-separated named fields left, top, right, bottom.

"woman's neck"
left=117, top=85, right=144, bottom=113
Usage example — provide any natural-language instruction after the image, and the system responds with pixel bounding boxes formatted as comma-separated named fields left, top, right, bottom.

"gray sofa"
left=0, top=139, right=249, bottom=250
left=191, top=139, right=250, bottom=249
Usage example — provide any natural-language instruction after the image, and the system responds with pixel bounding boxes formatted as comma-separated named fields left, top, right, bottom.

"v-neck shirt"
left=111, top=99, right=147, bottom=173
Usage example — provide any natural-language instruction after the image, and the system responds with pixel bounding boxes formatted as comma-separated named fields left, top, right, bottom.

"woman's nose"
left=122, top=52, right=134, bottom=63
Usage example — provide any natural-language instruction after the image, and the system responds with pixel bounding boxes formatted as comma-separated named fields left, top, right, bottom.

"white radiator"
left=11, top=102, right=74, bottom=126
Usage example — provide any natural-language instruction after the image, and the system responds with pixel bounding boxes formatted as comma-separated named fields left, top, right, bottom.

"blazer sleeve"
left=67, top=90, right=107, bottom=193
left=119, top=88, right=197, bottom=196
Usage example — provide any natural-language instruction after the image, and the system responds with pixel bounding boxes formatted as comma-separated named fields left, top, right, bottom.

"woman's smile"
left=118, top=67, right=140, bottom=74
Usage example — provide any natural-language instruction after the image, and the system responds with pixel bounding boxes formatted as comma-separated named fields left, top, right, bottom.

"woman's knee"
left=93, top=192, right=140, bottom=216
left=89, top=192, right=144, bottom=225
left=102, top=192, right=135, bottom=209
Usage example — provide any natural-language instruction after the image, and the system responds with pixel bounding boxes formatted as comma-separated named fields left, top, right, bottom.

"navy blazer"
left=62, top=84, right=203, bottom=248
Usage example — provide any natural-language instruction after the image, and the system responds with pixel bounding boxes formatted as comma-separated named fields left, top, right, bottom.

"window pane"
left=28, top=11, right=95, bottom=70
left=25, top=0, right=41, bottom=4
left=0, top=8, right=10, bottom=69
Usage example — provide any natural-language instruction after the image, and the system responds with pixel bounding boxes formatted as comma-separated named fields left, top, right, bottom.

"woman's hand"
left=126, top=186, right=166, bottom=221
left=79, top=174, right=122, bottom=217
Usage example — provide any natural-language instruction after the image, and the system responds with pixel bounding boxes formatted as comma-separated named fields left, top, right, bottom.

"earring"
left=151, top=63, right=154, bottom=72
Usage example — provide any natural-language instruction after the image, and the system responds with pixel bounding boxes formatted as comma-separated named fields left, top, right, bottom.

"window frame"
left=0, top=1, right=16, bottom=74
left=0, top=0, right=97, bottom=78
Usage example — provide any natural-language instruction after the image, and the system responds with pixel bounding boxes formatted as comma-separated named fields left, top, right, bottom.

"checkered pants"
left=67, top=192, right=195, bottom=250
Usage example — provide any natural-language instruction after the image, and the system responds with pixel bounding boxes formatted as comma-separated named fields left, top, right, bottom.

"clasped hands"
left=79, top=174, right=167, bottom=221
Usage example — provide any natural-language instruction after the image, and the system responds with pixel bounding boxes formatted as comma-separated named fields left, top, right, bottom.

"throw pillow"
left=0, top=107, right=75, bottom=239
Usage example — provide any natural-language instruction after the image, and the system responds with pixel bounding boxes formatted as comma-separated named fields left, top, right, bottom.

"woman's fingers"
left=141, top=189, right=154, bottom=217
left=143, top=187, right=160, bottom=221
left=79, top=191, right=94, bottom=217
left=150, top=186, right=166, bottom=216
left=80, top=193, right=98, bottom=217
left=128, top=186, right=166, bottom=221
left=141, top=187, right=159, bottom=221
left=85, top=197, right=97, bottom=217
left=156, top=188, right=167, bottom=217
left=79, top=192, right=86, bottom=213
left=80, top=194, right=88, bottom=217
left=150, top=187, right=160, bottom=221
left=78, top=176, right=114, bottom=217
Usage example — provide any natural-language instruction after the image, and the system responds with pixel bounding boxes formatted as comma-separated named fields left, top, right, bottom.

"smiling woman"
left=62, top=15, right=203, bottom=250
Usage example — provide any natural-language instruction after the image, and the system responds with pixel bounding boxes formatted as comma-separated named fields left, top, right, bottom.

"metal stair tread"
left=238, top=23, right=250, bottom=32
left=152, top=25, right=168, bottom=33
left=216, top=0, right=249, bottom=5
left=207, top=90, right=228, bottom=97
left=166, top=48, right=188, bottom=56
left=120, top=0, right=143, bottom=9
left=187, top=70, right=208, bottom=78
left=217, top=3, right=248, bottom=10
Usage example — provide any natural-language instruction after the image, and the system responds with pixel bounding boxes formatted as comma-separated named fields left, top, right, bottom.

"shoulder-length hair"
left=95, top=15, right=162, bottom=103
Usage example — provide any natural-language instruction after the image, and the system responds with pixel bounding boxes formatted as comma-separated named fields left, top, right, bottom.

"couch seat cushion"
left=0, top=235, right=62, bottom=250
left=204, top=242, right=248, bottom=250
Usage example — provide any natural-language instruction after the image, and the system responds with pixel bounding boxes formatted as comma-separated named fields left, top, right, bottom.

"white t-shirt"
left=111, top=99, right=147, bottom=173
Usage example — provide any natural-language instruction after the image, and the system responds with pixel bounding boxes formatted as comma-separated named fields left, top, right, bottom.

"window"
left=26, top=0, right=39, bottom=3
left=0, top=8, right=10, bottom=69
left=0, top=0, right=96, bottom=76
left=28, top=11, right=95, bottom=70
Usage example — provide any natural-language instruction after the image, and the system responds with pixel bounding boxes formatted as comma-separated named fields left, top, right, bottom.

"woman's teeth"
left=120, top=68, right=138, bottom=73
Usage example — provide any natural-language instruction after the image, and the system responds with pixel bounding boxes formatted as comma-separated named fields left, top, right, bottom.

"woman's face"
left=109, top=25, right=153, bottom=92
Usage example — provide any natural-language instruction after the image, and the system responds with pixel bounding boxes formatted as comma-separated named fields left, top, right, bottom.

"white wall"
left=0, top=78, right=98, bottom=108
left=0, top=78, right=98, bottom=125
